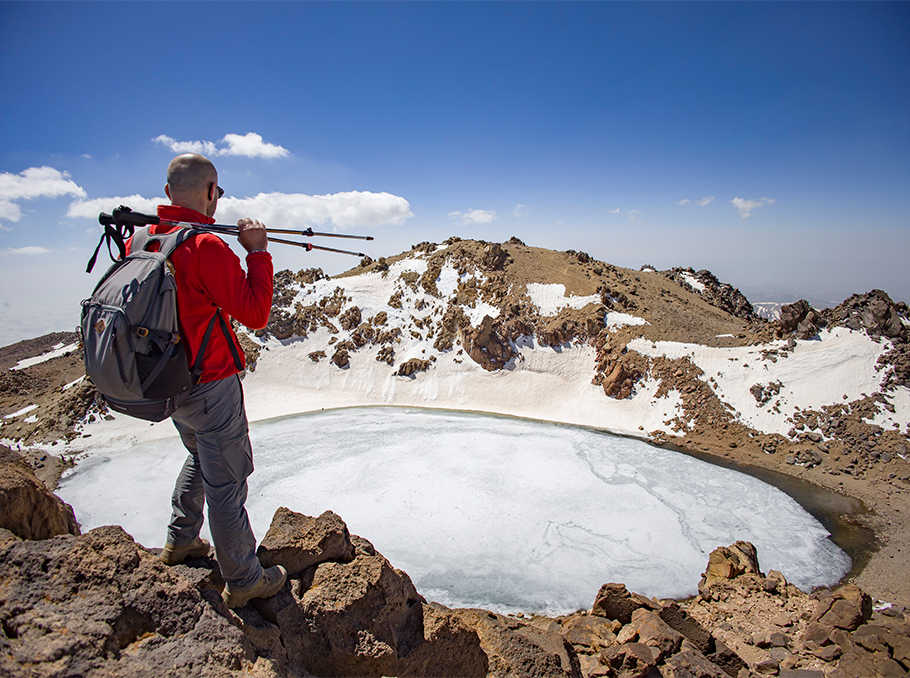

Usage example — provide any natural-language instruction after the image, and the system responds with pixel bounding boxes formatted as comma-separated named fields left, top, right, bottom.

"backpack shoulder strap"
left=133, top=227, right=203, bottom=259
left=128, top=226, right=153, bottom=254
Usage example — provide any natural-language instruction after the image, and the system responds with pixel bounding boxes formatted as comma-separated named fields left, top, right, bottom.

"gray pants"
left=167, top=374, right=262, bottom=588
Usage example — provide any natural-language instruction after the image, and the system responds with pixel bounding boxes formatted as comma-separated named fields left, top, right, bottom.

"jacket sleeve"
left=193, top=235, right=274, bottom=330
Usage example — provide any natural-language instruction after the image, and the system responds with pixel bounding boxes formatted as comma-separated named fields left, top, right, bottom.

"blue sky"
left=1, top=2, right=908, bottom=345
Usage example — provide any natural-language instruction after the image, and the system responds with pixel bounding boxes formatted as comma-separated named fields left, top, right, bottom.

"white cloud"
left=217, top=192, right=413, bottom=230
left=0, top=200, right=21, bottom=223
left=66, top=195, right=165, bottom=220
left=67, top=191, right=413, bottom=232
left=731, top=196, right=776, bottom=219
left=0, top=167, right=86, bottom=228
left=608, top=208, right=641, bottom=221
left=449, top=209, right=497, bottom=226
left=513, top=204, right=529, bottom=218
left=153, top=132, right=290, bottom=159
left=1, top=246, right=53, bottom=256
left=678, top=196, right=715, bottom=206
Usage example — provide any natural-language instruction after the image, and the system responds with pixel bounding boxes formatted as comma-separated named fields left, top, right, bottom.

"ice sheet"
left=57, top=407, right=849, bottom=616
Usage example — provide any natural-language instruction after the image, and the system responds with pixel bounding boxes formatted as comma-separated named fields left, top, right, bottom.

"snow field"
left=629, top=328, right=895, bottom=437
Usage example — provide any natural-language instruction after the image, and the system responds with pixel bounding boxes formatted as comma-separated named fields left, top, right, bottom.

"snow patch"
left=63, top=376, right=85, bottom=391
left=607, top=313, right=648, bottom=329
left=680, top=272, right=705, bottom=293
left=12, top=342, right=79, bottom=370
left=629, top=328, right=889, bottom=437
left=4, top=404, right=38, bottom=419
left=463, top=302, right=501, bottom=327
left=526, top=283, right=600, bottom=317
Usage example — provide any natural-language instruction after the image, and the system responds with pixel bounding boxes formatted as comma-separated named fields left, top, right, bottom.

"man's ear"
left=165, top=185, right=172, bottom=200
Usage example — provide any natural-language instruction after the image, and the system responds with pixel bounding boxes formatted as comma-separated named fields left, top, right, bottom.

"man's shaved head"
left=165, top=153, right=220, bottom=216
left=167, top=154, right=217, bottom=193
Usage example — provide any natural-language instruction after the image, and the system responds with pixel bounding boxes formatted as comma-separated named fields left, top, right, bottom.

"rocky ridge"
left=2, top=458, right=908, bottom=678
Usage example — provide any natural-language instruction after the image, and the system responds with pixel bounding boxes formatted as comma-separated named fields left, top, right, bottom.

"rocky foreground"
left=1, top=455, right=908, bottom=678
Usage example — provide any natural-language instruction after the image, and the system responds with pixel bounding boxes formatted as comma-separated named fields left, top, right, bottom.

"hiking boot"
left=222, top=565, right=287, bottom=609
left=159, top=537, right=211, bottom=565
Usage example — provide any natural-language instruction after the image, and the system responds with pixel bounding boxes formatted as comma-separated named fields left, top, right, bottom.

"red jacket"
left=126, top=205, right=273, bottom=384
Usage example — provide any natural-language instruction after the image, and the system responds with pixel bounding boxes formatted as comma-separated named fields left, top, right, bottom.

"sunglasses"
left=216, top=185, right=225, bottom=199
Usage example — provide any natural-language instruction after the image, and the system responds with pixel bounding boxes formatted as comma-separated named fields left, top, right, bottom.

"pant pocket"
left=219, top=420, right=254, bottom=483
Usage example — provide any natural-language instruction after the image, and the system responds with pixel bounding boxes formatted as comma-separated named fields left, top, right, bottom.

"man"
left=128, top=153, right=285, bottom=608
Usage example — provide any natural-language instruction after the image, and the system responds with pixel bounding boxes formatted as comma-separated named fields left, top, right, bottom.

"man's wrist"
left=247, top=248, right=269, bottom=254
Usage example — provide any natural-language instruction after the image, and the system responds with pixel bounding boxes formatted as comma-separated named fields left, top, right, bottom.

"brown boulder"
left=599, top=642, right=656, bottom=678
left=0, top=446, right=79, bottom=540
left=256, top=507, right=355, bottom=576
left=0, top=525, right=267, bottom=677
left=255, top=550, right=442, bottom=676
left=591, top=583, right=660, bottom=625
left=465, top=315, right=516, bottom=371
left=397, top=358, right=431, bottom=377
left=813, top=585, right=872, bottom=631
left=455, top=608, right=581, bottom=677
left=662, top=650, right=729, bottom=678
left=332, top=347, right=350, bottom=368
left=631, top=608, right=683, bottom=662
left=561, top=614, right=619, bottom=650
left=699, top=541, right=762, bottom=590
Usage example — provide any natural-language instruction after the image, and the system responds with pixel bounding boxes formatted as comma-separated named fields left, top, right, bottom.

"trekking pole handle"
left=99, top=206, right=161, bottom=228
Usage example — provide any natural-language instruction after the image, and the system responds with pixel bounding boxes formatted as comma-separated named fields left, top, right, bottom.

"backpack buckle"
left=136, top=327, right=149, bottom=338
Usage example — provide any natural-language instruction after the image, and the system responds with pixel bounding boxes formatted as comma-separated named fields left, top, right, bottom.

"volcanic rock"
left=397, top=358, right=431, bottom=377
left=465, top=315, right=516, bottom=371
left=591, top=583, right=660, bottom=625
left=699, top=541, right=762, bottom=590
left=812, top=585, right=873, bottom=631
left=599, top=642, right=656, bottom=678
left=455, top=609, right=581, bottom=677
left=778, top=299, right=824, bottom=339
left=0, top=525, right=269, bottom=678
left=0, top=446, right=79, bottom=540
left=256, top=507, right=355, bottom=576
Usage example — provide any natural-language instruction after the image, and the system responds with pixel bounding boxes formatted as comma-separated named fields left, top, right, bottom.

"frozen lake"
left=58, top=407, right=850, bottom=615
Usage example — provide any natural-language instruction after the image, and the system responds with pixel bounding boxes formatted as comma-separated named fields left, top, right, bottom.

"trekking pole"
left=198, top=223, right=368, bottom=257
left=160, top=221, right=374, bottom=241
left=95, top=206, right=373, bottom=261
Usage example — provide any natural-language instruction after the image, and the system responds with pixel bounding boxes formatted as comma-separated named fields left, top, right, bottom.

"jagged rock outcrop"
left=465, top=315, right=516, bottom=371
left=699, top=541, right=762, bottom=590
left=0, top=446, right=79, bottom=540
left=664, top=268, right=760, bottom=323
left=5, top=496, right=910, bottom=678
left=397, top=358, right=431, bottom=377
left=0, top=525, right=273, bottom=678
left=825, top=289, right=908, bottom=340
left=824, top=289, right=910, bottom=389
left=776, top=299, right=824, bottom=339
left=252, top=509, right=487, bottom=677
left=453, top=609, right=581, bottom=677
left=592, top=332, right=645, bottom=400
left=256, top=507, right=354, bottom=576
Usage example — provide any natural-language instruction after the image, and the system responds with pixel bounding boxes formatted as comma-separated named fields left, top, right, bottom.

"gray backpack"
left=80, top=227, right=225, bottom=421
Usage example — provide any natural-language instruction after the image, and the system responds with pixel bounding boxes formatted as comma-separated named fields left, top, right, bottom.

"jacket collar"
left=157, top=204, right=216, bottom=226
